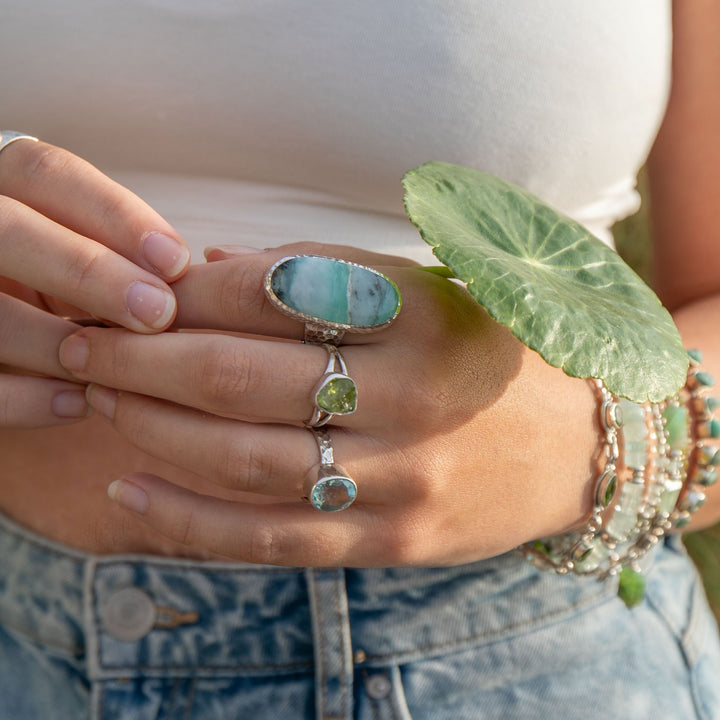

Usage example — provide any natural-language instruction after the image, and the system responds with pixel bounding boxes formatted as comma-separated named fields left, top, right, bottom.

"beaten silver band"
left=0, top=131, right=38, bottom=154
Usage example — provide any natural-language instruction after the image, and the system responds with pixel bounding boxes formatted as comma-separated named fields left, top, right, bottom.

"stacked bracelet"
left=521, top=349, right=718, bottom=608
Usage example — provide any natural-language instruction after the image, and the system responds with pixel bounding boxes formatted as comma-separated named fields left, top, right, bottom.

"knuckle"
left=214, top=437, right=271, bottom=493
left=247, top=521, right=289, bottom=565
left=0, top=196, right=26, bottom=237
left=63, top=245, right=104, bottom=293
left=21, top=144, right=74, bottom=188
left=194, top=341, right=253, bottom=408
left=218, top=262, right=272, bottom=323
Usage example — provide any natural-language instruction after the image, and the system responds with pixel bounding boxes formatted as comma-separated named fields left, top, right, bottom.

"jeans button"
left=101, top=588, right=157, bottom=641
left=365, top=674, right=392, bottom=700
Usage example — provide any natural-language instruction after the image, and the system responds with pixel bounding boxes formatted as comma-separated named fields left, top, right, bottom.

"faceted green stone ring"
left=264, top=255, right=402, bottom=344
left=304, top=428, right=357, bottom=512
left=306, top=344, right=357, bottom=427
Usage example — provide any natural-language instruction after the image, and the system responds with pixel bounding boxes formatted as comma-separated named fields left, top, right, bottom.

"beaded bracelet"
left=521, top=350, right=718, bottom=608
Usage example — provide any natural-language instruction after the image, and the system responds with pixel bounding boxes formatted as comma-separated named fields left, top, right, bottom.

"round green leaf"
left=402, top=161, right=687, bottom=402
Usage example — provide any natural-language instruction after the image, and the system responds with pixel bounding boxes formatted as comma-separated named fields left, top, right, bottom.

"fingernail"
left=52, top=389, right=91, bottom=418
left=86, top=384, right=117, bottom=419
left=203, top=245, right=264, bottom=260
left=108, top=478, right=148, bottom=514
left=59, top=334, right=89, bottom=373
left=143, top=232, right=191, bottom=277
left=126, top=282, right=176, bottom=329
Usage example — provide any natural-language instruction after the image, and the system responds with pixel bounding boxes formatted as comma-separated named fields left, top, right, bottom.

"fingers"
left=0, top=195, right=178, bottom=332
left=62, top=330, right=389, bottom=427
left=87, top=384, right=320, bottom=497
left=0, top=139, right=190, bottom=332
left=0, top=375, right=90, bottom=428
left=106, top=473, right=374, bottom=565
left=86, top=384, right=410, bottom=504
left=173, top=243, right=412, bottom=339
left=0, top=139, right=190, bottom=280
left=0, top=293, right=88, bottom=380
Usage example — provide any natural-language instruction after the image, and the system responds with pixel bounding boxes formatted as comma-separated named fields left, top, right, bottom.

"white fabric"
left=1, top=1, right=671, bottom=262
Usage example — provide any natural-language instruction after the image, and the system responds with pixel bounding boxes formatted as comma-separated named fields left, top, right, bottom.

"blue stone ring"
left=264, top=255, right=402, bottom=344
left=304, top=428, right=357, bottom=512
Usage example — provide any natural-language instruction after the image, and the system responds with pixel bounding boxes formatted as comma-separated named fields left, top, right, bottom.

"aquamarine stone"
left=268, top=255, right=401, bottom=328
left=309, top=475, right=357, bottom=512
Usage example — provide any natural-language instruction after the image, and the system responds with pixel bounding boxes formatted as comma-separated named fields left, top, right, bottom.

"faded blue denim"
left=1, top=511, right=719, bottom=719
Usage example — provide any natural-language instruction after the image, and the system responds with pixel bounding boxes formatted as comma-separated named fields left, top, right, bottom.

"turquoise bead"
left=268, top=255, right=401, bottom=328
left=708, top=418, right=720, bottom=439
left=687, top=349, right=703, bottom=364
left=695, top=371, right=715, bottom=387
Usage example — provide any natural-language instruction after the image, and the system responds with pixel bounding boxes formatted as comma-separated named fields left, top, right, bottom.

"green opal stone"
left=316, top=376, right=357, bottom=415
left=662, top=405, right=689, bottom=451
left=618, top=567, right=646, bottom=609
left=268, top=255, right=401, bottom=328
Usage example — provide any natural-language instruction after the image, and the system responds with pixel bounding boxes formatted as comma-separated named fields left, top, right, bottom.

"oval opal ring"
left=306, top=344, right=357, bottom=427
left=303, top=427, right=357, bottom=512
left=0, top=131, right=38, bottom=154
left=264, top=255, right=402, bottom=344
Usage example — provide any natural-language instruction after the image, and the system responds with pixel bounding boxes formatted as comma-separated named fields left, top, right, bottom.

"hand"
left=0, top=137, right=190, bottom=427
left=59, top=243, right=599, bottom=566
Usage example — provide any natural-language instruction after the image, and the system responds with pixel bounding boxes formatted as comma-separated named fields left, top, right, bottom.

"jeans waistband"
left=0, top=512, right=617, bottom=679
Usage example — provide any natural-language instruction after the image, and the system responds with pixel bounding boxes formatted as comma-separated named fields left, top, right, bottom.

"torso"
left=1, top=1, right=671, bottom=555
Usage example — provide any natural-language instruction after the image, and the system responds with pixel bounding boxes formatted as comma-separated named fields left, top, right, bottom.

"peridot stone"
left=316, top=376, right=357, bottom=415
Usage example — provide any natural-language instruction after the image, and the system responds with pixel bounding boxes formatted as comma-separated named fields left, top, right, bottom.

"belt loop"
left=305, top=568, right=354, bottom=720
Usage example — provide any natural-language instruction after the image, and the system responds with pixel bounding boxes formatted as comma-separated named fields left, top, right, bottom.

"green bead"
left=618, top=567, right=646, bottom=609
left=687, top=349, right=703, bottom=364
left=662, top=405, right=689, bottom=451
left=316, top=376, right=357, bottom=415
left=708, top=418, right=720, bottom=439
left=698, top=445, right=720, bottom=466
left=706, top=397, right=720, bottom=413
left=695, top=371, right=715, bottom=388
left=696, top=467, right=719, bottom=487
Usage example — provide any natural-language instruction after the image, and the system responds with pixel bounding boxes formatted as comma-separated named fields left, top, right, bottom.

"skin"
left=1, top=0, right=718, bottom=563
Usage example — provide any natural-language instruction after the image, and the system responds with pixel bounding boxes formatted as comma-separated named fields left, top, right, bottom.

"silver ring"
left=305, top=344, right=357, bottom=427
left=303, top=427, right=357, bottom=512
left=264, top=255, right=401, bottom=346
left=0, top=131, right=38, bottom=154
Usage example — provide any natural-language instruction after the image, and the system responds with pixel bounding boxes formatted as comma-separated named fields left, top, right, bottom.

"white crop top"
left=1, top=1, right=671, bottom=263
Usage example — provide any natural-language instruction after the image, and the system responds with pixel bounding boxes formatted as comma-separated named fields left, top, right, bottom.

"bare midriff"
left=0, top=417, right=266, bottom=557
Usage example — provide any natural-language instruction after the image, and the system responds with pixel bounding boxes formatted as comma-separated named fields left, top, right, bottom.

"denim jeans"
left=1, top=511, right=719, bottom=720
